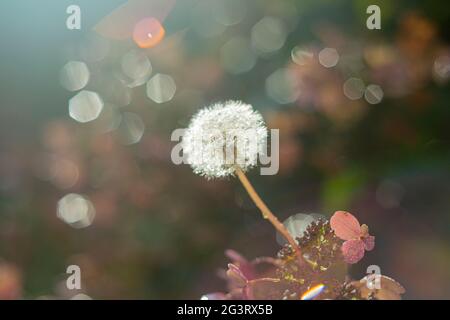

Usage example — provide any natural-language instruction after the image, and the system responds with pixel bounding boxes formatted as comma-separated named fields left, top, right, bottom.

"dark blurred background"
left=0, top=0, right=449, bottom=299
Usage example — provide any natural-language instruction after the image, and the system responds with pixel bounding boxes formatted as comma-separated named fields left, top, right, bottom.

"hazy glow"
left=78, top=33, right=110, bottom=63
left=121, top=50, right=152, bottom=84
left=71, top=293, right=93, bottom=300
left=192, top=2, right=226, bottom=38
left=133, top=17, right=165, bottom=48
left=364, top=84, right=384, bottom=104
left=57, top=193, right=95, bottom=228
left=95, top=103, right=122, bottom=133
left=376, top=180, right=404, bottom=209
left=107, top=79, right=132, bottom=107
left=50, top=158, right=79, bottom=189
left=220, top=37, right=256, bottom=74
left=318, top=48, right=339, bottom=68
left=213, top=0, right=246, bottom=26
left=343, top=77, right=365, bottom=100
left=291, top=46, right=314, bottom=66
left=265, top=68, right=299, bottom=104
left=146, top=73, right=176, bottom=103
left=33, top=154, right=79, bottom=189
left=60, top=61, right=90, bottom=92
left=118, top=112, right=145, bottom=145
left=251, top=17, right=287, bottom=55
left=69, top=90, right=104, bottom=123
left=117, top=70, right=151, bottom=89
left=433, top=53, right=450, bottom=83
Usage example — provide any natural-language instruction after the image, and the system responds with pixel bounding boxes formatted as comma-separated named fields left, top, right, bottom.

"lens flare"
left=133, top=17, right=165, bottom=48
left=300, top=284, right=325, bottom=300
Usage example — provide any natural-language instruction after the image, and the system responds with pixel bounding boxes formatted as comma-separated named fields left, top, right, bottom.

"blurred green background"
left=0, top=0, right=449, bottom=299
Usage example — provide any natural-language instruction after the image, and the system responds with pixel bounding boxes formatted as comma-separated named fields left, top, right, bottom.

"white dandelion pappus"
left=182, top=101, right=268, bottom=179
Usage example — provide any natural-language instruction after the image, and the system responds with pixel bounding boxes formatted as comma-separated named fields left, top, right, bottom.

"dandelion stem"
left=235, top=167, right=301, bottom=258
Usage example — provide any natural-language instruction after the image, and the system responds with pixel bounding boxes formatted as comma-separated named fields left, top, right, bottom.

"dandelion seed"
left=182, top=101, right=267, bottom=179
left=184, top=101, right=301, bottom=256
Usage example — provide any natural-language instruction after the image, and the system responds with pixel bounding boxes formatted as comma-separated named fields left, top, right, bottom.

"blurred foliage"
left=0, top=0, right=449, bottom=299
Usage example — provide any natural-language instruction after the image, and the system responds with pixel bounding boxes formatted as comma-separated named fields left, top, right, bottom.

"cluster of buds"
left=203, top=212, right=404, bottom=300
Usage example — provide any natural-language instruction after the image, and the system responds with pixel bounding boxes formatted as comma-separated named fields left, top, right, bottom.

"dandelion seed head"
left=183, top=101, right=267, bottom=179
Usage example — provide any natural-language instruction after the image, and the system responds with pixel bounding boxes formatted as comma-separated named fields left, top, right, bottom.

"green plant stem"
left=235, top=167, right=302, bottom=259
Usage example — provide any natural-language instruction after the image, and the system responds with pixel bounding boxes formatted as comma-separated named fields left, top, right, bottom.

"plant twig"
left=235, top=167, right=301, bottom=258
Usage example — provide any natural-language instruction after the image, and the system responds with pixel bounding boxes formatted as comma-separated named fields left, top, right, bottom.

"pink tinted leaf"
left=330, top=211, right=361, bottom=240
left=341, top=239, right=365, bottom=264
left=225, top=250, right=255, bottom=279
left=377, top=290, right=402, bottom=300
left=226, top=264, right=247, bottom=288
left=225, top=250, right=248, bottom=265
left=380, top=276, right=405, bottom=294
left=363, top=235, right=375, bottom=251
left=354, top=275, right=405, bottom=300
left=374, top=276, right=405, bottom=300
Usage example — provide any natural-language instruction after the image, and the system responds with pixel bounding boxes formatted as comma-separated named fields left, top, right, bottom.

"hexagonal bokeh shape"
left=69, top=90, right=104, bottom=123
left=60, top=61, right=90, bottom=91
left=146, top=73, right=176, bottom=103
